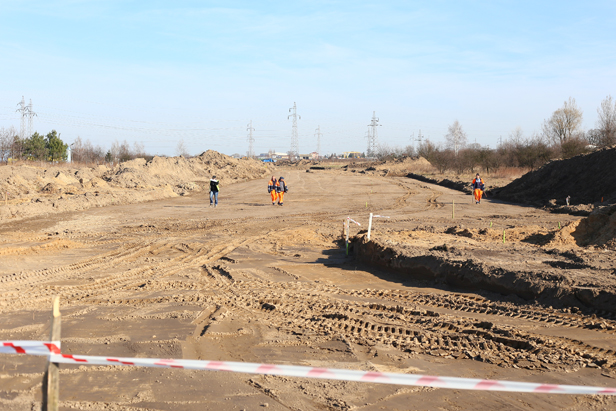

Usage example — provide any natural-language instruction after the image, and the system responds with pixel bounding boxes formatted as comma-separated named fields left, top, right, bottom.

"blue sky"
left=1, top=1, right=614, bottom=156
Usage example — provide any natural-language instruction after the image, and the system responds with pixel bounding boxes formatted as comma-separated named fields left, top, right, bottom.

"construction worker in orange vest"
left=268, top=176, right=278, bottom=205
left=471, top=173, right=485, bottom=204
left=276, top=176, right=288, bottom=206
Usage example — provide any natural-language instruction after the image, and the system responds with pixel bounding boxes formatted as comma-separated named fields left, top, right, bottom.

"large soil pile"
left=0, top=150, right=272, bottom=222
left=492, top=146, right=616, bottom=208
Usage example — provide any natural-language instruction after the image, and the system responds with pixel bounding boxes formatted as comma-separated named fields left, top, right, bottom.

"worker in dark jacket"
left=210, top=176, right=219, bottom=207
left=268, top=176, right=278, bottom=205
left=471, top=173, right=485, bottom=204
left=276, top=176, right=288, bottom=206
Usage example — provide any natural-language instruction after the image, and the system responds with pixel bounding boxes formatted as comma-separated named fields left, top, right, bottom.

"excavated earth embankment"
left=353, top=233, right=616, bottom=314
left=493, top=146, right=616, bottom=210
left=0, top=150, right=272, bottom=222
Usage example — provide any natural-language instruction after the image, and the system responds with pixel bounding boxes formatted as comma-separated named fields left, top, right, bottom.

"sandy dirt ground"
left=1, top=168, right=616, bottom=410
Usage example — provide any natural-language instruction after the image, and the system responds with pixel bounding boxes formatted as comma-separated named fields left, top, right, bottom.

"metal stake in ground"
left=43, top=296, right=61, bottom=411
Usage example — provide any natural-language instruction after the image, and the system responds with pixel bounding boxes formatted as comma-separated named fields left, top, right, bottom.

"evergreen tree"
left=24, top=132, right=48, bottom=161
left=46, top=130, right=68, bottom=161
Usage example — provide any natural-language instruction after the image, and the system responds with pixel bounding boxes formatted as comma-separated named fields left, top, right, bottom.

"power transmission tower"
left=416, top=129, right=423, bottom=146
left=16, top=96, right=26, bottom=139
left=16, top=96, right=36, bottom=139
left=314, top=126, right=322, bottom=159
left=366, top=111, right=381, bottom=157
left=27, top=99, right=37, bottom=138
left=288, top=102, right=300, bottom=159
left=247, top=120, right=255, bottom=158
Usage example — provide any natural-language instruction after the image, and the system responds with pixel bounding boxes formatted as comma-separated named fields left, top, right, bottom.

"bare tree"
left=82, top=139, right=94, bottom=164
left=92, top=145, right=105, bottom=164
left=403, top=145, right=415, bottom=157
left=133, top=141, right=146, bottom=158
left=109, top=140, right=121, bottom=165
left=175, top=139, right=189, bottom=157
left=509, top=126, right=524, bottom=145
left=119, top=140, right=132, bottom=162
left=542, top=97, right=584, bottom=145
left=10, top=135, right=25, bottom=161
left=594, top=95, right=616, bottom=147
left=444, top=120, right=467, bottom=155
left=0, top=127, right=17, bottom=164
left=417, top=139, right=438, bottom=161
left=71, top=136, right=84, bottom=163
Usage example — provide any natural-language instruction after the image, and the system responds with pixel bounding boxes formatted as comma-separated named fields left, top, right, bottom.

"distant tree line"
left=374, top=95, right=616, bottom=174
left=0, top=128, right=68, bottom=163
left=0, top=128, right=150, bottom=165
left=71, top=137, right=148, bottom=165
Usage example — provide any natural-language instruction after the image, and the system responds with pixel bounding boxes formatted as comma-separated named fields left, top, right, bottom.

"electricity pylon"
left=314, top=126, right=322, bottom=159
left=288, top=102, right=300, bottom=159
left=247, top=120, right=255, bottom=158
left=366, top=111, right=381, bottom=157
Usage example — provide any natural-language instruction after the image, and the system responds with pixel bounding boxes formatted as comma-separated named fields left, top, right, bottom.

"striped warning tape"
left=1, top=341, right=61, bottom=355
left=347, top=217, right=361, bottom=226
left=2, top=340, right=616, bottom=395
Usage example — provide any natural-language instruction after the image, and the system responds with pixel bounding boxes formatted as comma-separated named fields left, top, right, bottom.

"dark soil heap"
left=492, top=146, right=616, bottom=208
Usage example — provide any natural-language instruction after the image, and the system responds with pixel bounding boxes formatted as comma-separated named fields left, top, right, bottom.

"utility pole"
left=27, top=99, right=37, bottom=138
left=246, top=120, right=255, bottom=158
left=314, top=126, right=322, bottom=159
left=366, top=111, right=381, bottom=157
left=288, top=102, right=300, bottom=159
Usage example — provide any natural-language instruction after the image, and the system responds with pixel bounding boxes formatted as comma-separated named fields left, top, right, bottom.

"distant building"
left=342, top=151, right=361, bottom=159
left=258, top=151, right=290, bottom=160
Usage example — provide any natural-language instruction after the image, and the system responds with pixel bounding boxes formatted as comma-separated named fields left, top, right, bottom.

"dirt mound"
left=344, top=156, right=435, bottom=176
left=571, top=204, right=616, bottom=249
left=0, top=150, right=272, bottom=222
left=406, top=173, right=471, bottom=194
left=492, top=146, right=616, bottom=208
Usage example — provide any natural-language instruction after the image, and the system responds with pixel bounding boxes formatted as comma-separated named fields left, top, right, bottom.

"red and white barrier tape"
left=1, top=341, right=60, bottom=355
left=2, top=340, right=616, bottom=395
left=347, top=217, right=361, bottom=226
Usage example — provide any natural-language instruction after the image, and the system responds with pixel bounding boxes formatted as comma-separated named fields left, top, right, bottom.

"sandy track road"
left=1, top=169, right=615, bottom=410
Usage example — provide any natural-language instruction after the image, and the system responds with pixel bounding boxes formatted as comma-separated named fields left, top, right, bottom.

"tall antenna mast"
left=27, top=99, right=37, bottom=138
left=16, top=96, right=26, bottom=139
left=314, top=126, right=322, bottom=159
left=288, top=102, right=300, bottom=159
left=247, top=120, right=255, bottom=158
left=366, top=111, right=381, bottom=157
